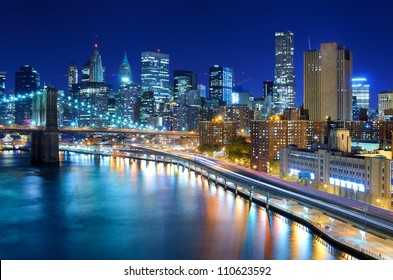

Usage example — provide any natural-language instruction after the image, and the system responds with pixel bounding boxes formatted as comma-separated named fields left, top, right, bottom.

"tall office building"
left=119, top=52, right=132, bottom=85
left=76, top=82, right=109, bottom=127
left=0, top=71, right=5, bottom=98
left=81, top=60, right=90, bottom=82
left=0, top=71, right=11, bottom=125
left=274, top=31, right=295, bottom=114
left=352, top=77, right=370, bottom=117
left=304, top=42, right=352, bottom=121
left=263, top=80, right=274, bottom=117
left=209, top=65, right=233, bottom=105
left=198, top=84, right=207, bottom=98
left=89, top=43, right=105, bottom=83
left=68, top=63, right=78, bottom=91
left=173, top=70, right=197, bottom=102
left=141, top=51, right=170, bottom=110
left=14, top=65, right=40, bottom=125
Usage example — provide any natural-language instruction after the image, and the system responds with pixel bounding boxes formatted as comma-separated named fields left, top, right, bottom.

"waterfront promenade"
left=267, top=197, right=393, bottom=260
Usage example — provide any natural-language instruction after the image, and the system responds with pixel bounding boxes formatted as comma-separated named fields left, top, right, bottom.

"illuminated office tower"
left=209, top=65, right=233, bottom=105
left=141, top=51, right=170, bottom=111
left=0, top=71, right=12, bottom=125
left=304, top=42, right=352, bottom=121
left=263, top=80, right=274, bottom=117
left=352, top=77, right=370, bottom=119
left=198, top=84, right=207, bottom=98
left=173, top=70, right=197, bottom=103
left=0, top=71, right=6, bottom=98
left=274, top=31, right=295, bottom=114
left=68, top=63, right=78, bottom=91
left=89, top=43, right=105, bottom=83
left=14, top=65, right=40, bottom=125
left=119, top=52, right=132, bottom=85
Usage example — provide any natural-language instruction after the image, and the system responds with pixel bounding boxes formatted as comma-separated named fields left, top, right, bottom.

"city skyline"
left=0, top=0, right=392, bottom=109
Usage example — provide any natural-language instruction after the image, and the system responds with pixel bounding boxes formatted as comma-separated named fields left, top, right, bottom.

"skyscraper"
left=263, top=80, right=274, bottom=117
left=304, top=42, right=352, bottom=121
left=141, top=51, right=170, bottom=110
left=14, top=65, right=40, bottom=125
left=198, top=84, right=207, bottom=98
left=119, top=52, right=132, bottom=85
left=173, top=70, right=197, bottom=102
left=352, top=78, right=370, bottom=115
left=89, top=43, right=105, bottom=83
left=0, top=71, right=11, bottom=125
left=274, top=31, right=295, bottom=114
left=209, top=65, right=233, bottom=105
left=67, top=63, right=78, bottom=91
left=0, top=71, right=5, bottom=98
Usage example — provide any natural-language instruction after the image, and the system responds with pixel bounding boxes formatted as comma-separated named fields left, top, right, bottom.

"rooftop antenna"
left=308, top=36, right=311, bottom=50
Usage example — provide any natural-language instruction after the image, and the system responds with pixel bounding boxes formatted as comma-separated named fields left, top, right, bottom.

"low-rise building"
left=280, top=130, right=393, bottom=208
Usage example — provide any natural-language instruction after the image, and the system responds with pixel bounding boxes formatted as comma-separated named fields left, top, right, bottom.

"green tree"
left=198, top=144, right=219, bottom=154
left=225, top=136, right=251, bottom=166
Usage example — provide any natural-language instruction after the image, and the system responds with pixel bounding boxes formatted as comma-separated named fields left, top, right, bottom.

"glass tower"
left=89, top=44, right=105, bottom=83
left=173, top=70, right=197, bottom=103
left=352, top=77, right=370, bottom=111
left=274, top=31, right=295, bottom=114
left=209, top=65, right=233, bottom=105
left=119, top=52, right=132, bottom=85
left=141, top=51, right=170, bottom=111
left=14, top=65, right=40, bottom=125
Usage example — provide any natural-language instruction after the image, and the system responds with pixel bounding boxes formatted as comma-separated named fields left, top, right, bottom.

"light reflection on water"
left=0, top=151, right=348, bottom=260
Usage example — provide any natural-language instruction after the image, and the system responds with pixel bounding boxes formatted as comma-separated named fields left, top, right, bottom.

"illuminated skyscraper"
left=0, top=71, right=11, bottom=125
left=352, top=77, right=370, bottom=114
left=141, top=51, right=170, bottom=110
left=14, top=65, right=40, bottom=125
left=89, top=43, right=105, bottom=83
left=173, top=70, right=197, bottom=102
left=304, top=43, right=352, bottom=121
left=209, top=65, right=233, bottom=105
left=67, top=63, right=78, bottom=91
left=198, top=84, right=207, bottom=98
left=119, top=52, right=132, bottom=85
left=0, top=71, right=5, bottom=98
left=274, top=31, right=295, bottom=114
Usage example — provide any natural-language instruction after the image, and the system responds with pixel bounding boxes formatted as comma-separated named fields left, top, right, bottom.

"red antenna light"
left=157, top=48, right=160, bottom=53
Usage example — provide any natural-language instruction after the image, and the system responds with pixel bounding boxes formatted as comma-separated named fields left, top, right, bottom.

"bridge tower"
left=31, top=87, right=59, bottom=164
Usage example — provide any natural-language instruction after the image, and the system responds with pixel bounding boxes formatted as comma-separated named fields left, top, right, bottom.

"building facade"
left=209, top=65, right=233, bottom=105
left=199, top=117, right=237, bottom=146
left=89, top=44, right=105, bottom=83
left=173, top=70, right=197, bottom=103
left=119, top=52, right=132, bottom=85
left=378, top=90, right=393, bottom=120
left=304, top=43, right=352, bottom=121
left=14, top=65, right=40, bottom=125
left=141, top=51, right=170, bottom=111
left=67, top=63, right=78, bottom=91
left=251, top=120, right=328, bottom=172
left=280, top=146, right=393, bottom=208
left=352, top=77, right=370, bottom=119
left=274, top=31, right=295, bottom=114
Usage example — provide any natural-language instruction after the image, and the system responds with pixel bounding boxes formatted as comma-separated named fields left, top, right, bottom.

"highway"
left=173, top=152, right=393, bottom=238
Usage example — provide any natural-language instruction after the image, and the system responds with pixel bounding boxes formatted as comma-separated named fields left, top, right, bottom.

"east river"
left=0, top=151, right=349, bottom=259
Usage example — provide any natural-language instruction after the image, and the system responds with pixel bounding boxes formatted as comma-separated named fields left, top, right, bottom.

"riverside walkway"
left=265, top=197, right=393, bottom=260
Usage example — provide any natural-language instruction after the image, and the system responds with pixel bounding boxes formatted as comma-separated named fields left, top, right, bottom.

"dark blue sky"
left=1, top=0, right=392, bottom=108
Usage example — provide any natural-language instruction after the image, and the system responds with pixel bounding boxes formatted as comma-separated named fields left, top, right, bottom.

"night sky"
left=1, top=0, right=392, bottom=108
